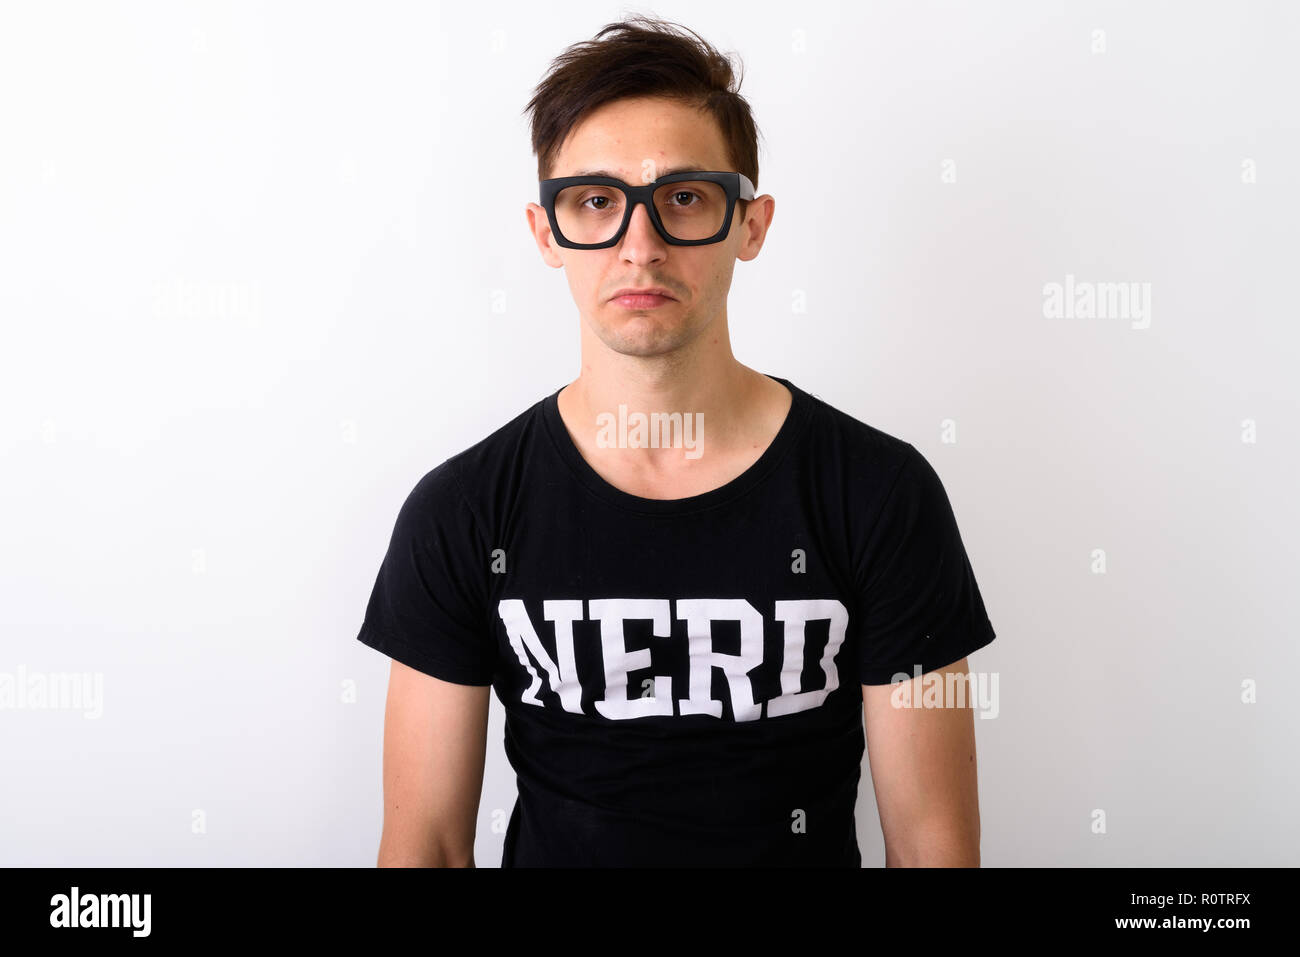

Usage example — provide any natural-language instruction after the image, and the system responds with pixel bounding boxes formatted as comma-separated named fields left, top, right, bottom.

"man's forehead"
left=552, top=100, right=730, bottom=180
left=566, top=163, right=714, bottom=180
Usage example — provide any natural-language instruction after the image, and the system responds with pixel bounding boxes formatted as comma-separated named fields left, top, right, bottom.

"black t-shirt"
left=356, top=375, right=996, bottom=867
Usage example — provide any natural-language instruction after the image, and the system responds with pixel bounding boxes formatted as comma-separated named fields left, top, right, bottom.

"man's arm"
left=861, top=656, right=981, bottom=867
left=376, top=659, right=490, bottom=867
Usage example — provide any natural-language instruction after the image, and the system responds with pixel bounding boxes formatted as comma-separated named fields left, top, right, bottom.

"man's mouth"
left=610, top=287, right=676, bottom=309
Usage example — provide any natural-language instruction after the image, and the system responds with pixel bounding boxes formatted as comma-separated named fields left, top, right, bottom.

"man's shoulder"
left=796, top=383, right=917, bottom=481
left=445, top=392, right=548, bottom=472
left=406, top=392, right=551, bottom=511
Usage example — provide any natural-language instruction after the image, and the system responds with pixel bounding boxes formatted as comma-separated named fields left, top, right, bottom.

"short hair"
left=523, top=14, right=763, bottom=218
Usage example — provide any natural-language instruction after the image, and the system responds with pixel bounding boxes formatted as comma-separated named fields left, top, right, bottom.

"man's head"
left=523, top=16, right=774, bottom=359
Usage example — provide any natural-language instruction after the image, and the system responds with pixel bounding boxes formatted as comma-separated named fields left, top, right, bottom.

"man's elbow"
left=884, top=819, right=981, bottom=867
left=376, top=828, right=476, bottom=867
left=378, top=848, right=476, bottom=868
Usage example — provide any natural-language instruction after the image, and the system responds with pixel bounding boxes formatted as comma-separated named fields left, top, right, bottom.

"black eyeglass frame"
left=538, top=170, right=756, bottom=249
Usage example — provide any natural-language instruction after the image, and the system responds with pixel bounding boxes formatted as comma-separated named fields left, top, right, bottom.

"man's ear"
left=526, top=202, right=564, bottom=268
left=736, top=194, right=775, bottom=263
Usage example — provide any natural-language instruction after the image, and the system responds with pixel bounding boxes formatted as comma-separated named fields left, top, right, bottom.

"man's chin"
left=590, top=313, right=694, bottom=357
left=595, top=330, right=691, bottom=358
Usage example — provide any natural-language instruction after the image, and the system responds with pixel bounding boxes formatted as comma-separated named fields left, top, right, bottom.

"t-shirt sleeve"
left=355, top=459, right=496, bottom=686
left=855, top=444, right=996, bottom=685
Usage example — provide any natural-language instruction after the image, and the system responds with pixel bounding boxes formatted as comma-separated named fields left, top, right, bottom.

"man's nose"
left=619, top=200, right=666, bottom=254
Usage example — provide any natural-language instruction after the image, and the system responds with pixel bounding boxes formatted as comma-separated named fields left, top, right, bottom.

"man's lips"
left=610, top=287, right=676, bottom=308
left=611, top=293, right=674, bottom=309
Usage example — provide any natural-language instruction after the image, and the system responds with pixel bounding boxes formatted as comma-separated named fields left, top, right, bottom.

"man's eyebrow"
left=569, top=165, right=708, bottom=180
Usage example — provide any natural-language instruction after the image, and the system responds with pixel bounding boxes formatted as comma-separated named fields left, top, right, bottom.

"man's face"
left=526, top=95, right=771, bottom=359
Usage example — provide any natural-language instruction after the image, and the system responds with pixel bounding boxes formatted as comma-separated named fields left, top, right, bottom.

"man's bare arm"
left=861, top=657, right=981, bottom=866
left=376, top=659, right=490, bottom=867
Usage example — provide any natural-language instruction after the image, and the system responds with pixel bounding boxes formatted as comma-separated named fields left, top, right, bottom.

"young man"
left=356, top=16, right=997, bottom=867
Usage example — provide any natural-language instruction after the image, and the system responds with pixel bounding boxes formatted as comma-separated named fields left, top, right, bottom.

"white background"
left=1, top=0, right=1296, bottom=866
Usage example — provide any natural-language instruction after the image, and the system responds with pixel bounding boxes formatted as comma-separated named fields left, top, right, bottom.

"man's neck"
left=555, top=358, right=793, bottom=500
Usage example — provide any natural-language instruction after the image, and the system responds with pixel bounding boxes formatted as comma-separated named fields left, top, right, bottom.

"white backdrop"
left=1, top=0, right=1296, bottom=866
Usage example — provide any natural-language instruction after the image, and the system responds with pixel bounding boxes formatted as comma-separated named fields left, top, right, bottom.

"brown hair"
left=523, top=14, right=763, bottom=218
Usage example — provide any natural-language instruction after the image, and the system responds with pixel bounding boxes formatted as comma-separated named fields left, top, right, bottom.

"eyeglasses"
left=539, top=170, right=756, bottom=249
